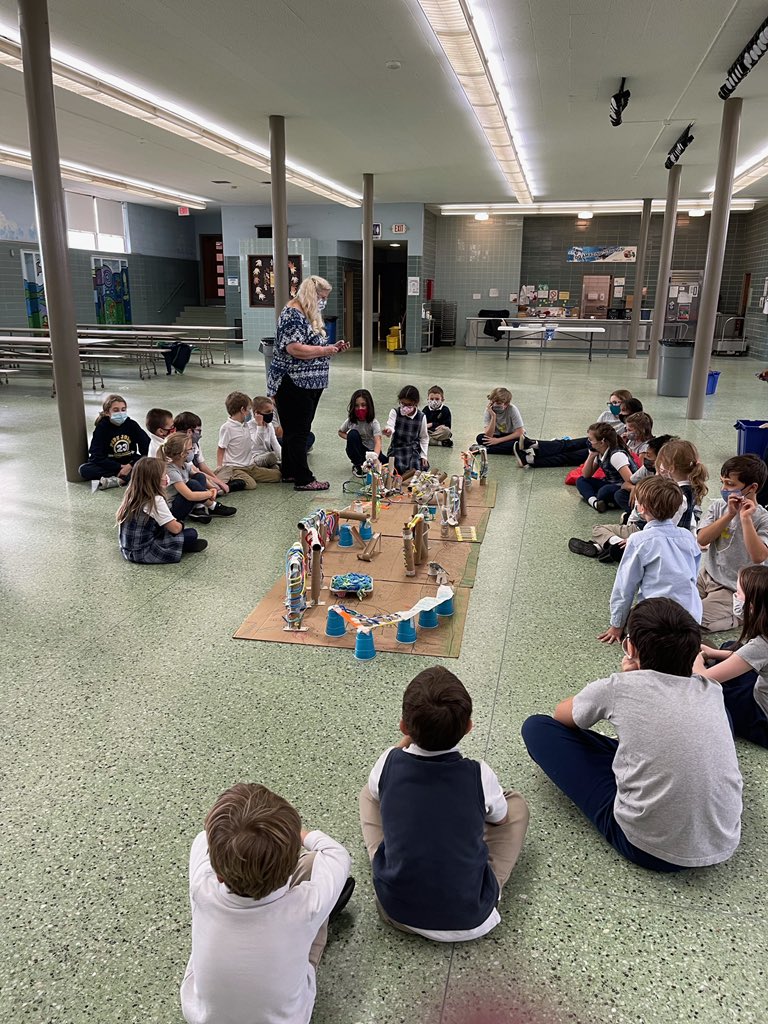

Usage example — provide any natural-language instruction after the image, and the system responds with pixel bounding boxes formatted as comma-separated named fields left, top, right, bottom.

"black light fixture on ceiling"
left=664, top=123, right=695, bottom=169
left=609, top=77, right=631, bottom=126
left=719, top=14, right=768, bottom=99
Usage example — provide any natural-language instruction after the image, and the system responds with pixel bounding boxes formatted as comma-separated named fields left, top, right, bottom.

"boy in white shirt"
left=216, top=391, right=282, bottom=489
left=145, top=407, right=175, bottom=458
left=181, top=783, right=353, bottom=1024
left=248, top=396, right=283, bottom=469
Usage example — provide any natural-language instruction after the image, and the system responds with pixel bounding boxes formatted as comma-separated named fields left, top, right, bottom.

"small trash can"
left=324, top=315, right=337, bottom=343
left=735, top=419, right=768, bottom=459
left=706, top=370, right=721, bottom=395
left=657, top=339, right=695, bottom=397
left=259, top=336, right=275, bottom=384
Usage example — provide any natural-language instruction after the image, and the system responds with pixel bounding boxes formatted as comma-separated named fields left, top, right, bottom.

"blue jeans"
left=719, top=643, right=768, bottom=747
left=520, top=715, right=683, bottom=872
left=575, top=476, right=622, bottom=507
left=170, top=474, right=210, bottom=520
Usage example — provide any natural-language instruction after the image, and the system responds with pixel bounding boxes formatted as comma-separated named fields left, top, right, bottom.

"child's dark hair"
left=621, top=398, right=644, bottom=416
left=398, top=384, right=420, bottom=405
left=174, top=411, right=202, bottom=432
left=633, top=477, right=683, bottom=521
left=626, top=411, right=653, bottom=439
left=347, top=388, right=375, bottom=423
left=721, top=454, right=768, bottom=491
left=737, top=565, right=768, bottom=648
left=225, top=391, right=251, bottom=417
left=627, top=598, right=701, bottom=677
left=587, top=422, right=628, bottom=454
left=646, top=433, right=676, bottom=456
left=205, top=783, right=301, bottom=900
left=402, top=667, right=471, bottom=750
left=428, top=385, right=445, bottom=398
left=146, top=408, right=173, bottom=434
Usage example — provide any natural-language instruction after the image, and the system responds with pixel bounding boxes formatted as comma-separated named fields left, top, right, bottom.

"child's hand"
left=482, top=435, right=498, bottom=446
left=396, top=734, right=412, bottom=749
left=217, top=481, right=230, bottom=494
left=693, top=653, right=707, bottom=675
left=700, top=643, right=722, bottom=659
left=726, top=494, right=744, bottom=517
left=598, top=625, right=622, bottom=644
left=739, top=497, right=757, bottom=521
left=208, top=488, right=218, bottom=501
left=421, top=458, right=429, bottom=469
left=383, top=427, right=393, bottom=437
left=118, top=464, right=132, bottom=478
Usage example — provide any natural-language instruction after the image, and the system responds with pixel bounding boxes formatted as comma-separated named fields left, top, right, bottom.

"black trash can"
left=324, top=315, right=337, bottom=343
left=259, top=336, right=275, bottom=385
left=658, top=339, right=695, bottom=397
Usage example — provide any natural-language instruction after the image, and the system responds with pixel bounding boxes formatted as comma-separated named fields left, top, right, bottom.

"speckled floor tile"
left=3, top=348, right=768, bottom=1024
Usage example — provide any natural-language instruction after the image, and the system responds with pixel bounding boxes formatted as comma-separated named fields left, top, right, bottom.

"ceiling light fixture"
left=0, top=32, right=362, bottom=208
left=416, top=0, right=533, bottom=202
left=609, top=78, right=631, bottom=127
left=577, top=211, right=593, bottom=220
left=665, top=123, right=695, bottom=170
left=0, top=143, right=209, bottom=208
left=719, top=14, right=768, bottom=99
left=688, top=209, right=706, bottom=217
left=389, top=242, right=402, bottom=246
left=438, top=198, right=755, bottom=216
left=474, top=212, right=489, bottom=221
left=731, top=146, right=768, bottom=193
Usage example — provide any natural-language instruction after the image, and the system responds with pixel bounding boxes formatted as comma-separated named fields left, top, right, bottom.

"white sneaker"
left=97, top=476, right=121, bottom=490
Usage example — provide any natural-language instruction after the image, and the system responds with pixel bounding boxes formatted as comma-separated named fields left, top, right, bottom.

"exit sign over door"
left=391, top=223, right=407, bottom=234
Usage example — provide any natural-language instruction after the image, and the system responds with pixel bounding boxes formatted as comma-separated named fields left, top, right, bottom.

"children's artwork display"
left=92, top=258, right=132, bottom=324
left=234, top=451, right=496, bottom=659
left=248, top=255, right=302, bottom=307
left=21, top=250, right=47, bottom=329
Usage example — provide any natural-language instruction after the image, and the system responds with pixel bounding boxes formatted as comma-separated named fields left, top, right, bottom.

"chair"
left=478, top=309, right=510, bottom=342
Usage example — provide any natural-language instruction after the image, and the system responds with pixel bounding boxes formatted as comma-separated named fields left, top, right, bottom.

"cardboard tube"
left=370, top=474, right=378, bottom=521
left=403, top=526, right=415, bottom=576
left=456, top=476, right=466, bottom=518
left=414, top=519, right=428, bottom=565
left=310, top=550, right=322, bottom=604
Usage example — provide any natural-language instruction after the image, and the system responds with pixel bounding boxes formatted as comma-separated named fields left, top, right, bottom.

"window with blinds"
left=65, top=193, right=129, bottom=253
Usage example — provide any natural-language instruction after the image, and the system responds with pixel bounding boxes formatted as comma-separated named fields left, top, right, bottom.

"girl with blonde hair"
left=116, top=456, right=207, bottom=563
left=159, top=433, right=235, bottom=524
left=267, top=274, right=349, bottom=491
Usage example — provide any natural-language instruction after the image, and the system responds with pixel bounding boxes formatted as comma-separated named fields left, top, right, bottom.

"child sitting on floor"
left=655, top=438, right=708, bottom=533
left=79, top=394, right=150, bottom=490
left=174, top=410, right=240, bottom=494
left=216, top=391, right=282, bottom=489
left=181, top=783, right=353, bottom=1024
left=423, top=385, right=453, bottom=447
left=599, top=388, right=633, bottom=433
left=116, top=456, right=207, bottom=563
left=521, top=597, right=742, bottom=872
left=623, top=411, right=654, bottom=462
left=146, top=407, right=175, bottom=458
left=694, top=565, right=768, bottom=748
left=476, top=387, right=525, bottom=454
left=359, top=666, right=529, bottom=941
left=248, top=396, right=283, bottom=470
left=575, top=423, right=633, bottom=512
left=338, top=388, right=382, bottom=477
left=697, top=455, right=768, bottom=632
left=160, top=434, right=236, bottom=524
left=598, top=476, right=702, bottom=643
left=383, top=385, right=429, bottom=475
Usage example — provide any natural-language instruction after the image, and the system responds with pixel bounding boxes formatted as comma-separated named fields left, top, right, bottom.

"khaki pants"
left=697, top=568, right=740, bottom=633
left=591, top=522, right=639, bottom=547
left=253, top=451, right=280, bottom=468
left=428, top=425, right=452, bottom=445
left=358, top=784, right=529, bottom=935
left=290, top=850, right=328, bottom=968
left=217, top=463, right=282, bottom=489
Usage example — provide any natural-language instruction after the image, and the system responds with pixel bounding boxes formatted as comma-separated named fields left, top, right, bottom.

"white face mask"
left=428, top=399, right=442, bottom=411
left=317, top=298, right=327, bottom=311
left=161, top=474, right=170, bottom=489
left=733, top=593, right=744, bottom=619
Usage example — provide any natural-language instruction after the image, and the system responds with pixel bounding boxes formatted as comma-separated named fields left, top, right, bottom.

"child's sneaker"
left=96, top=476, right=121, bottom=490
left=328, top=877, right=356, bottom=923
left=189, top=506, right=212, bottom=523
left=227, top=479, right=247, bottom=493
left=441, top=439, right=454, bottom=447
left=209, top=503, right=237, bottom=517
left=188, top=538, right=209, bottom=553
left=352, top=465, right=365, bottom=478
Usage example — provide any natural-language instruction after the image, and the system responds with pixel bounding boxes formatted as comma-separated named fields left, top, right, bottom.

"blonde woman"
left=116, top=456, right=207, bottom=563
left=267, top=275, right=349, bottom=491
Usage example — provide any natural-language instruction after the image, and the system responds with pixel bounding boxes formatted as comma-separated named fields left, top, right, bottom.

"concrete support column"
left=269, top=115, right=289, bottom=319
left=627, top=198, right=652, bottom=359
left=18, top=0, right=87, bottom=481
left=687, top=98, right=742, bottom=419
left=362, top=173, right=374, bottom=372
left=647, top=164, right=682, bottom=379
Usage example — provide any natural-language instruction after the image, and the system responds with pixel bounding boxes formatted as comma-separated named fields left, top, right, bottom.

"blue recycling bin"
left=324, top=315, right=337, bottom=343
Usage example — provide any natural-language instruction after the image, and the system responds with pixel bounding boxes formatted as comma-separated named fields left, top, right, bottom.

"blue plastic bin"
left=706, top=370, right=720, bottom=395
left=735, top=419, right=768, bottom=459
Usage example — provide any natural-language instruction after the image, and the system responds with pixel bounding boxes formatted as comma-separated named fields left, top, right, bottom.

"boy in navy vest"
left=359, top=667, right=529, bottom=941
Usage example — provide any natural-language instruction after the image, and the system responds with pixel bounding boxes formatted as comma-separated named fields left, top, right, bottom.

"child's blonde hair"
left=252, top=395, right=274, bottom=413
left=294, top=275, right=331, bottom=336
left=116, top=457, right=165, bottom=526
left=488, top=387, right=512, bottom=405
left=656, top=439, right=709, bottom=504
left=158, top=433, right=190, bottom=462
left=625, top=411, right=653, bottom=440
left=95, top=393, right=127, bottom=425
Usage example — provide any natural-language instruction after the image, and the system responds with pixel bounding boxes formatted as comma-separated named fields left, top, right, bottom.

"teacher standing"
left=268, top=275, right=348, bottom=491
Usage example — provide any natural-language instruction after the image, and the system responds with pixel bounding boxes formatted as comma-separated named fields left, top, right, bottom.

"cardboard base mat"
left=234, top=578, right=471, bottom=658
left=352, top=503, right=490, bottom=542
left=322, top=534, right=480, bottom=588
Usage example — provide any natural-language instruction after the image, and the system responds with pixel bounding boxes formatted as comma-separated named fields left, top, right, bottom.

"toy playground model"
left=234, top=446, right=496, bottom=660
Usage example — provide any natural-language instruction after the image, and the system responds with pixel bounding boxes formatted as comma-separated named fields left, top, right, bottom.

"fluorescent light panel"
left=731, top=146, right=768, bottom=193
left=417, top=0, right=533, bottom=203
left=0, top=33, right=362, bottom=208
left=0, top=144, right=209, bottom=209
left=439, top=199, right=755, bottom=215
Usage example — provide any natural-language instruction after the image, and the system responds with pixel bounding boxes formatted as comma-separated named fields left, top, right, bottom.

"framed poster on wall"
left=248, top=255, right=302, bottom=307
left=92, top=257, right=131, bottom=324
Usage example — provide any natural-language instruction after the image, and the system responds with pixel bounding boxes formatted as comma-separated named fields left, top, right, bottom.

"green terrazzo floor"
left=2, top=344, right=767, bottom=1024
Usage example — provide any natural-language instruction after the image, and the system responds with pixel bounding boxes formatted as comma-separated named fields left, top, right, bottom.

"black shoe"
left=441, top=439, right=454, bottom=448
left=513, top=439, right=527, bottom=469
left=209, top=503, right=237, bottom=517
left=328, top=877, right=355, bottom=923
left=619, top=511, right=630, bottom=525
left=188, top=538, right=208, bottom=552
left=189, top=507, right=212, bottom=523
left=568, top=537, right=600, bottom=557
left=352, top=465, right=365, bottom=479
left=227, top=479, right=247, bottom=492
left=594, top=500, right=608, bottom=514
left=599, top=542, right=624, bottom=563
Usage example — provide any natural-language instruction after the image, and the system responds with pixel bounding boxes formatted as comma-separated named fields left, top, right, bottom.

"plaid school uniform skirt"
left=119, top=515, right=184, bottom=564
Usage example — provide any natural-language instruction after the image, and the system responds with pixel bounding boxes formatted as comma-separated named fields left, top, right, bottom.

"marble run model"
left=462, top=444, right=489, bottom=487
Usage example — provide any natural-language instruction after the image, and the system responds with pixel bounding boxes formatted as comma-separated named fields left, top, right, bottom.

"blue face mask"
left=110, top=412, right=128, bottom=425
left=244, top=413, right=253, bottom=423
left=185, top=450, right=195, bottom=464
left=609, top=403, right=621, bottom=415
left=721, top=487, right=743, bottom=502
left=192, top=429, right=202, bottom=443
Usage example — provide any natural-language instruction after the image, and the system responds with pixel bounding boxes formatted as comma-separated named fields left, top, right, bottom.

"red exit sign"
left=178, top=206, right=190, bottom=216
left=391, top=223, right=407, bottom=234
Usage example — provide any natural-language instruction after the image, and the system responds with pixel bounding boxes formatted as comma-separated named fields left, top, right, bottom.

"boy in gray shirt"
left=522, top=597, right=742, bottom=871
left=697, top=455, right=768, bottom=632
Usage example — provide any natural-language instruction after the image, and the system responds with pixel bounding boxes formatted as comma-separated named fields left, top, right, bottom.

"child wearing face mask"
left=383, top=385, right=429, bottom=475
left=146, top=408, right=175, bottom=458
left=160, top=434, right=236, bottom=524
left=623, top=412, right=654, bottom=462
left=216, top=391, right=282, bottom=490
left=338, top=389, right=382, bottom=477
left=423, top=385, right=453, bottom=447
left=174, top=411, right=240, bottom=495
left=476, top=387, right=525, bottom=454
left=696, top=455, right=768, bottom=632
left=694, top=565, right=768, bottom=747
left=79, top=393, right=150, bottom=490
left=574, top=423, right=633, bottom=512
left=598, top=389, right=633, bottom=434
left=117, top=456, right=208, bottom=562
left=248, top=396, right=283, bottom=473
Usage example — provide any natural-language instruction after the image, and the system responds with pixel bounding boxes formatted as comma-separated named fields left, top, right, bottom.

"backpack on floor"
left=565, top=465, right=605, bottom=486
left=163, top=342, right=193, bottom=374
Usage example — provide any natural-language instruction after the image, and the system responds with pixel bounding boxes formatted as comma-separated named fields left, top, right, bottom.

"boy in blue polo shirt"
left=359, top=667, right=529, bottom=941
